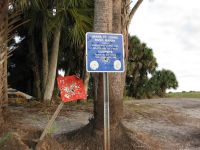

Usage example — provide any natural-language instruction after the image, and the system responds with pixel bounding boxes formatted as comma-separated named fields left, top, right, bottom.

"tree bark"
left=29, top=34, right=42, bottom=99
left=43, top=27, right=61, bottom=102
left=122, top=0, right=143, bottom=62
left=122, top=0, right=130, bottom=61
left=93, top=0, right=143, bottom=130
left=82, top=51, right=90, bottom=98
left=83, top=72, right=90, bottom=95
left=121, top=0, right=143, bottom=98
left=107, top=0, right=124, bottom=128
left=128, top=0, right=143, bottom=28
left=0, top=0, right=8, bottom=126
left=93, top=1, right=112, bottom=32
left=42, top=21, right=48, bottom=92
left=121, top=0, right=130, bottom=102
left=93, top=0, right=113, bottom=130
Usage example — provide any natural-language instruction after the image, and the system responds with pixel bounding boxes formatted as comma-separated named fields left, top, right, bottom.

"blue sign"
left=86, top=32, right=124, bottom=72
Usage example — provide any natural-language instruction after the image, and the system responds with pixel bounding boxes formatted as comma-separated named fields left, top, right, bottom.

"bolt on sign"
left=57, top=75, right=87, bottom=102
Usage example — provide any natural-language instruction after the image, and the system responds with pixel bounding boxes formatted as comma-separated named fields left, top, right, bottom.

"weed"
left=0, top=132, right=12, bottom=148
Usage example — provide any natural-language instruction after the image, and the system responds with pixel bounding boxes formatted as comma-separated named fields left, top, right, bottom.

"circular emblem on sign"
left=90, top=61, right=99, bottom=70
left=114, top=60, right=121, bottom=70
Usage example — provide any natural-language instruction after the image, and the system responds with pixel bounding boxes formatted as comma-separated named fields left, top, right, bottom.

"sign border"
left=86, top=32, right=125, bottom=73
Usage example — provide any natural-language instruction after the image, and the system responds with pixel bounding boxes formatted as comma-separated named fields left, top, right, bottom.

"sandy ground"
left=123, top=98, right=200, bottom=150
left=6, top=98, right=200, bottom=149
left=8, top=105, right=92, bottom=136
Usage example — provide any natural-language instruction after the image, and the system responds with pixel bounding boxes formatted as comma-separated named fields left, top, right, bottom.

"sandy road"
left=123, top=98, right=200, bottom=150
left=8, top=98, right=200, bottom=149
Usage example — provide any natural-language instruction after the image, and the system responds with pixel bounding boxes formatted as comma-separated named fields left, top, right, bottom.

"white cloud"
left=129, top=0, right=200, bottom=92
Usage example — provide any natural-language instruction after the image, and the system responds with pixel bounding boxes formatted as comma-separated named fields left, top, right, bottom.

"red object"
left=57, top=75, right=87, bottom=102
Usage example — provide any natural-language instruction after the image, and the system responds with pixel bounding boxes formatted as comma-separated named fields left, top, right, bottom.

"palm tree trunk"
left=83, top=72, right=90, bottom=96
left=121, top=0, right=130, bottom=102
left=94, top=0, right=124, bottom=130
left=0, top=0, right=8, bottom=125
left=122, top=0, right=143, bottom=61
left=93, top=0, right=143, bottom=130
left=93, top=0, right=113, bottom=130
left=82, top=51, right=90, bottom=99
left=93, top=1, right=112, bottom=32
left=29, top=34, right=42, bottom=99
left=43, top=27, right=61, bottom=102
left=42, top=21, right=48, bottom=92
left=121, top=0, right=143, bottom=100
left=108, top=0, right=124, bottom=127
left=122, top=0, right=129, bottom=62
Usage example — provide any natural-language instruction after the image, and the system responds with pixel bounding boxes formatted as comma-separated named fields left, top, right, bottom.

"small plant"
left=0, top=132, right=12, bottom=148
left=47, top=122, right=60, bottom=136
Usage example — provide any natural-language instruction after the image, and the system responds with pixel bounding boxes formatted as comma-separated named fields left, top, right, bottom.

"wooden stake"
left=39, top=101, right=64, bottom=141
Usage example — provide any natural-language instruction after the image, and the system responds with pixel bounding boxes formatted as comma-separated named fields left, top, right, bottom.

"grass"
left=167, top=91, right=200, bottom=98
left=0, top=132, right=12, bottom=148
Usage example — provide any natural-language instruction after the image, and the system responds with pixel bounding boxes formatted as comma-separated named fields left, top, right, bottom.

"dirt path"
left=5, top=98, right=200, bottom=149
left=123, top=98, right=200, bottom=150
left=8, top=105, right=92, bottom=136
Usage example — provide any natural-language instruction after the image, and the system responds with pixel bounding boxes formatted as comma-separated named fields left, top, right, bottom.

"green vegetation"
left=126, top=36, right=178, bottom=99
left=0, top=133, right=12, bottom=148
left=3, top=2, right=179, bottom=101
left=8, top=0, right=93, bottom=101
left=167, top=91, right=200, bottom=98
left=148, top=69, right=178, bottom=97
left=126, top=36, right=157, bottom=99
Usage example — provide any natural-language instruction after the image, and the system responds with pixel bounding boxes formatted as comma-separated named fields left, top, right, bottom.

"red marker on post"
left=39, top=70, right=86, bottom=141
left=57, top=75, right=87, bottom=102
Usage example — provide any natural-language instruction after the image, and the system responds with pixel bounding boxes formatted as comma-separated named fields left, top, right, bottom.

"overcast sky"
left=129, top=0, right=200, bottom=92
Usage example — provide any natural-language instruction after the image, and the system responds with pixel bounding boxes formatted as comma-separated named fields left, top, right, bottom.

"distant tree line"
left=126, top=36, right=178, bottom=99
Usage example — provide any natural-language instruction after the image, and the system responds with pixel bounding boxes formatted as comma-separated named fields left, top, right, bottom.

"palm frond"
left=65, top=7, right=93, bottom=47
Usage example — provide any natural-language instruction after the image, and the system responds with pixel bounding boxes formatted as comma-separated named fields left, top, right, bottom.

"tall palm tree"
left=108, top=0, right=124, bottom=127
left=93, top=0, right=144, bottom=129
left=126, top=36, right=157, bottom=98
left=149, top=69, right=178, bottom=97
left=93, top=0, right=113, bottom=129
left=43, top=0, right=93, bottom=101
left=0, top=0, right=8, bottom=125
left=18, top=0, right=93, bottom=101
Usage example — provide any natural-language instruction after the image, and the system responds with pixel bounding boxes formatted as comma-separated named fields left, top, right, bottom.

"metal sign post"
left=103, top=72, right=110, bottom=150
left=86, top=32, right=124, bottom=150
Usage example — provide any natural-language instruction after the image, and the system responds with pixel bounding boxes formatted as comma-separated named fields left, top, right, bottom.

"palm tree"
left=93, top=0, right=113, bottom=129
left=126, top=36, right=157, bottom=98
left=94, top=0, right=144, bottom=129
left=108, top=0, right=124, bottom=127
left=18, top=0, right=93, bottom=101
left=149, top=69, right=178, bottom=97
left=75, top=0, right=144, bottom=105
left=0, top=0, right=8, bottom=125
